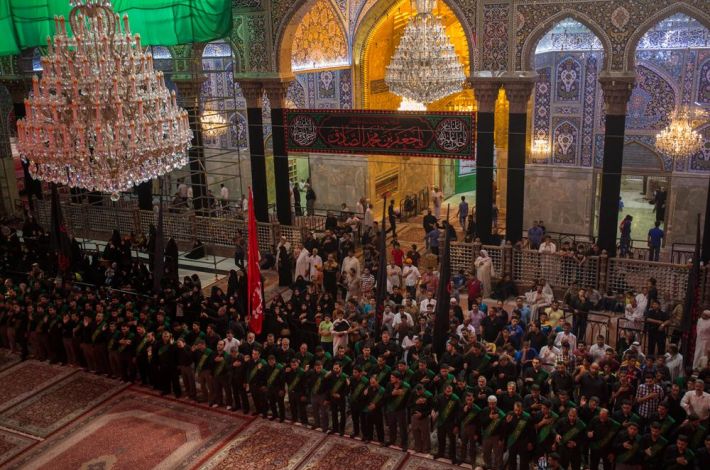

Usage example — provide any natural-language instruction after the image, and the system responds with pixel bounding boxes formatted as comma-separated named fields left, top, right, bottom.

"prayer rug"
left=0, top=429, right=37, bottom=466
left=0, top=372, right=127, bottom=437
left=200, top=419, right=325, bottom=470
left=297, top=436, right=406, bottom=470
left=0, top=360, right=75, bottom=412
left=4, top=391, right=250, bottom=470
left=398, top=455, right=464, bottom=469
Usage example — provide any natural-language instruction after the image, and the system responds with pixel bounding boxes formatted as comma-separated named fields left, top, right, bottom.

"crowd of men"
left=1, top=214, right=709, bottom=470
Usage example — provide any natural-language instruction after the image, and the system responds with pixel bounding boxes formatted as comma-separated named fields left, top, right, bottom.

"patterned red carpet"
left=298, top=436, right=407, bottom=470
left=200, top=420, right=325, bottom=470
left=0, top=356, right=464, bottom=470
left=0, top=371, right=128, bottom=437
left=0, top=360, right=75, bottom=412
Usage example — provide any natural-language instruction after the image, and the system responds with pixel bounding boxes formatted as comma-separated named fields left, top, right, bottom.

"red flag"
left=247, top=188, right=263, bottom=335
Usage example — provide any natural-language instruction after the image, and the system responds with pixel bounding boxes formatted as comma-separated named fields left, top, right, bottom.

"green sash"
left=247, top=359, right=266, bottom=383
left=288, top=368, right=304, bottom=392
left=375, top=366, right=391, bottom=384
left=196, top=349, right=213, bottom=374
left=311, top=371, right=326, bottom=395
left=214, top=352, right=230, bottom=376
left=507, top=412, right=531, bottom=447
left=560, top=420, right=586, bottom=444
left=533, top=369, right=549, bottom=385
left=329, top=373, right=347, bottom=398
left=589, top=419, right=620, bottom=450
left=479, top=354, right=491, bottom=371
left=537, top=411, right=559, bottom=443
left=92, top=321, right=106, bottom=343
left=386, top=382, right=410, bottom=412
left=658, top=416, right=675, bottom=436
left=364, top=386, right=385, bottom=412
left=436, top=394, right=459, bottom=427
left=616, top=436, right=640, bottom=463
left=350, top=377, right=368, bottom=401
left=644, top=436, right=668, bottom=461
left=266, top=363, right=284, bottom=387
left=483, top=409, right=505, bottom=438
left=691, top=425, right=707, bottom=449
left=135, top=336, right=149, bottom=354
left=108, top=333, right=118, bottom=350
left=461, top=403, right=482, bottom=426
left=48, top=315, right=60, bottom=330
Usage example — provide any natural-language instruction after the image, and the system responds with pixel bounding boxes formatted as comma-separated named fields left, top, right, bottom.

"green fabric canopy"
left=0, top=0, right=232, bottom=56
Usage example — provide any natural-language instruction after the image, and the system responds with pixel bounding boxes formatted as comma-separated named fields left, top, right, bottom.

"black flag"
left=433, top=206, right=452, bottom=357
left=374, top=196, right=388, bottom=339
left=152, top=183, right=166, bottom=294
left=682, top=213, right=701, bottom=364
left=50, top=184, right=72, bottom=272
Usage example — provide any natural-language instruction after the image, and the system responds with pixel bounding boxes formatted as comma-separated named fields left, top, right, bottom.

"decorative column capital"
left=501, top=75, right=537, bottom=114
left=172, top=76, right=207, bottom=108
left=470, top=76, right=502, bottom=113
left=598, top=72, right=636, bottom=116
left=238, top=80, right=265, bottom=108
left=262, top=77, right=294, bottom=109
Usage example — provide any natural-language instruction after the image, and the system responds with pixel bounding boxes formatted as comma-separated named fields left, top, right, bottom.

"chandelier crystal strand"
left=385, top=0, right=466, bottom=105
left=654, top=107, right=704, bottom=159
left=16, top=0, right=192, bottom=200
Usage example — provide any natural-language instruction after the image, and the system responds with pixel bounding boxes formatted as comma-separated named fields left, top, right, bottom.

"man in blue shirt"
left=527, top=220, right=543, bottom=250
left=457, top=196, right=469, bottom=232
left=426, top=227, right=440, bottom=256
left=647, top=221, right=664, bottom=261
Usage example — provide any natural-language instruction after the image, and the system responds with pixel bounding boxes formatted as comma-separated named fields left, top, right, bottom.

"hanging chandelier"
left=201, top=106, right=228, bottom=139
left=385, top=0, right=466, bottom=105
left=531, top=138, right=551, bottom=160
left=655, top=106, right=704, bottom=159
left=16, top=0, right=192, bottom=201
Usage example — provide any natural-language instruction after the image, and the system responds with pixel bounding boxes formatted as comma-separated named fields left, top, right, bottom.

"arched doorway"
left=357, top=0, right=473, bottom=213
left=624, top=13, right=710, bottom=245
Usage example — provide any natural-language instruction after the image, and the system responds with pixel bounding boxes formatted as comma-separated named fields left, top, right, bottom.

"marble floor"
left=618, top=176, right=664, bottom=241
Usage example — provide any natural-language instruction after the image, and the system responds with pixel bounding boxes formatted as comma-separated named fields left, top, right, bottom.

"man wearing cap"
left=639, top=421, right=668, bottom=468
left=384, top=372, right=410, bottom=449
left=433, top=383, right=460, bottom=463
left=480, top=394, right=505, bottom=468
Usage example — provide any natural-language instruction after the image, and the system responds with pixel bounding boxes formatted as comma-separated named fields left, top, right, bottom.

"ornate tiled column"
left=597, top=73, right=635, bottom=256
left=502, top=76, right=535, bottom=244
left=239, top=80, right=269, bottom=222
left=264, top=78, right=294, bottom=226
left=471, top=76, right=501, bottom=244
left=173, top=75, right=208, bottom=214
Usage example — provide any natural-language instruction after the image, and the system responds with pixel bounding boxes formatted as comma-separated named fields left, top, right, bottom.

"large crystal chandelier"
left=16, top=0, right=192, bottom=200
left=654, top=106, right=704, bottom=159
left=385, top=0, right=466, bottom=105
left=531, top=138, right=551, bottom=160
left=201, top=106, right=228, bottom=139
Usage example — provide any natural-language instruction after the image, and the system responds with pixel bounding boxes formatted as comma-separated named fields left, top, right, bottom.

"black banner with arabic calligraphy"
left=284, top=109, right=475, bottom=159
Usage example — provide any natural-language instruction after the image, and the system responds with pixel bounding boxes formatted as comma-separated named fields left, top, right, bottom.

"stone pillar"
left=597, top=73, right=635, bottom=256
left=471, top=76, right=501, bottom=244
left=239, top=80, right=269, bottom=222
left=502, top=76, right=535, bottom=244
left=173, top=75, right=208, bottom=214
left=263, top=78, right=294, bottom=226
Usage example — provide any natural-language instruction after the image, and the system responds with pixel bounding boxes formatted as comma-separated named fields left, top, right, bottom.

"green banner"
left=285, top=109, right=476, bottom=159
left=0, top=0, right=232, bottom=56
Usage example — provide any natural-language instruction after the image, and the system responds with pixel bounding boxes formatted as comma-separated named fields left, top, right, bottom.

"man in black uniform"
left=264, top=354, right=285, bottom=421
left=505, top=401, right=534, bottom=470
left=154, top=331, right=181, bottom=398
left=348, top=366, right=369, bottom=439
left=285, top=357, right=308, bottom=424
left=553, top=407, right=586, bottom=470
left=384, top=372, right=410, bottom=449
left=586, top=407, right=618, bottom=470
left=433, top=383, right=460, bottom=464
left=325, top=361, right=348, bottom=434
left=212, top=339, right=232, bottom=409
left=245, top=348, right=268, bottom=416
